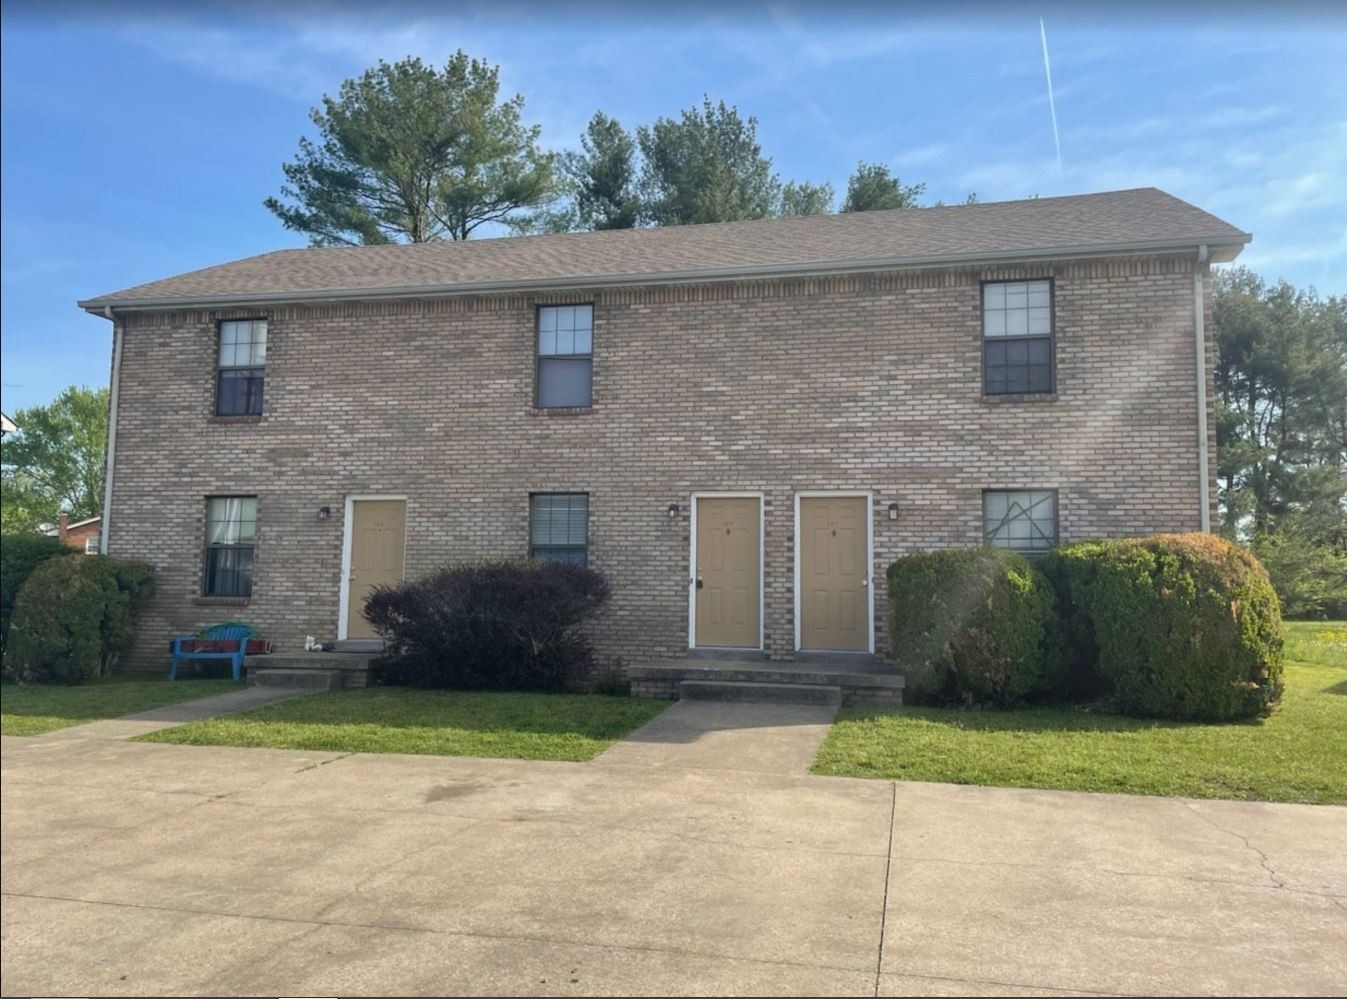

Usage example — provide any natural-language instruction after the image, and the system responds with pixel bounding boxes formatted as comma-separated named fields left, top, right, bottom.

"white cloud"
left=114, top=23, right=334, bottom=99
left=892, top=142, right=951, bottom=168
left=1264, top=170, right=1345, bottom=218
left=1235, top=227, right=1347, bottom=286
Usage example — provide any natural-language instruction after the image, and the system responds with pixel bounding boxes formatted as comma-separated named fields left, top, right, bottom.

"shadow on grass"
left=198, top=687, right=666, bottom=740
left=0, top=675, right=239, bottom=721
left=839, top=701, right=1267, bottom=735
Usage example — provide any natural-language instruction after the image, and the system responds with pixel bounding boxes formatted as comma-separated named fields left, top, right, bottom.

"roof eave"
left=78, top=233, right=1251, bottom=314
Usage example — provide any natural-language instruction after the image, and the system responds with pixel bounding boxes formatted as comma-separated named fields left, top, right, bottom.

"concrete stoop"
left=679, top=679, right=842, bottom=706
left=244, top=651, right=377, bottom=690
left=248, top=668, right=344, bottom=692
left=630, top=658, right=904, bottom=707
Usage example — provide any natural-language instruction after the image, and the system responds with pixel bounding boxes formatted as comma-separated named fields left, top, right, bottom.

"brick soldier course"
left=79, top=188, right=1248, bottom=679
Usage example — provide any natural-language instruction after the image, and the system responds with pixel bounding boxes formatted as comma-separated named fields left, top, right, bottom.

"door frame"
left=337, top=495, right=408, bottom=641
left=793, top=491, right=875, bottom=654
left=687, top=491, right=765, bottom=651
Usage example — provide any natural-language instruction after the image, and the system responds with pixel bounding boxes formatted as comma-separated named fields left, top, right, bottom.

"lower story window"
left=204, top=496, right=257, bottom=596
left=983, top=490, right=1058, bottom=553
left=530, top=493, right=588, bottom=564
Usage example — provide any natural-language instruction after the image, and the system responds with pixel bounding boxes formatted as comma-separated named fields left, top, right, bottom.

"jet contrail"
left=1040, top=17, right=1062, bottom=172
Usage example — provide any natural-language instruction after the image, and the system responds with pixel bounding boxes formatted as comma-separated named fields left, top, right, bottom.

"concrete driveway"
left=2, top=701, right=1345, bottom=996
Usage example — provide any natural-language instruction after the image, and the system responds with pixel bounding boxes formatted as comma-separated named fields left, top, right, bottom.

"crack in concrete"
left=873, top=782, right=897, bottom=997
left=293, top=752, right=354, bottom=774
left=1182, top=801, right=1286, bottom=890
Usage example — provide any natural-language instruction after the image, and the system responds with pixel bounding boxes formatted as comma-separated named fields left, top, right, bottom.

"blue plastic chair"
left=169, top=623, right=253, bottom=681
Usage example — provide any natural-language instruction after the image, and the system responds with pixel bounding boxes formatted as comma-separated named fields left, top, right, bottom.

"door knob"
left=861, top=578, right=869, bottom=586
left=696, top=578, right=704, bottom=589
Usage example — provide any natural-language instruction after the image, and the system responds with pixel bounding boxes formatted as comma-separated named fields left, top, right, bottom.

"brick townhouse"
left=79, top=188, right=1248, bottom=689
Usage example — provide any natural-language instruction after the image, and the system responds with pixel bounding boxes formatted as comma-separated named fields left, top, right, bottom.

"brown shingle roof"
left=79, top=188, right=1248, bottom=310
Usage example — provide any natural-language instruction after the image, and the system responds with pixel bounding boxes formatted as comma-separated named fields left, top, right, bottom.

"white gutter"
left=99, top=307, right=123, bottom=554
left=1194, top=245, right=1212, bottom=533
left=77, top=234, right=1250, bottom=313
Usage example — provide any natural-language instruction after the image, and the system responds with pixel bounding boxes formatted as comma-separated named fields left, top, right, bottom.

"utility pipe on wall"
left=100, top=306, right=123, bottom=554
left=1194, top=245, right=1211, bottom=533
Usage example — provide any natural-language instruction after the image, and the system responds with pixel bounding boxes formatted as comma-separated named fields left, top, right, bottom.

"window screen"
left=203, top=496, right=258, bottom=596
left=529, top=493, right=589, bottom=564
left=537, top=305, right=593, bottom=408
left=983, top=490, right=1058, bottom=553
left=983, top=281, right=1053, bottom=395
left=217, top=319, right=267, bottom=416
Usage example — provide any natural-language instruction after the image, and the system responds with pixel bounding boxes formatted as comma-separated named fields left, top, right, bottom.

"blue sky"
left=2, top=1, right=1344, bottom=414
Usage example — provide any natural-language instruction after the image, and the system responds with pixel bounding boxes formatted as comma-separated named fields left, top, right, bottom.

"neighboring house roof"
left=41, top=515, right=102, bottom=534
left=78, top=187, right=1249, bottom=311
left=0, top=413, right=16, bottom=435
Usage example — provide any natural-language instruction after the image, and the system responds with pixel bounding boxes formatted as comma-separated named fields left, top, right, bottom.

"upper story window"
left=983, top=489, right=1058, bottom=553
left=529, top=493, right=589, bottom=564
left=203, top=496, right=257, bottom=597
left=982, top=280, right=1053, bottom=395
left=216, top=319, right=267, bottom=416
left=537, top=305, right=593, bottom=408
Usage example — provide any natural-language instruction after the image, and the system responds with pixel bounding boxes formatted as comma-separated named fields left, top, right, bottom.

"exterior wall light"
left=317, top=506, right=331, bottom=521
left=888, top=502, right=899, bottom=520
left=667, top=503, right=680, bottom=519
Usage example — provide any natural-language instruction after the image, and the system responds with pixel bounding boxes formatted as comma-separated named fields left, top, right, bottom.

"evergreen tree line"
left=261, top=53, right=969, bottom=247
left=1214, top=269, right=1347, bottom=617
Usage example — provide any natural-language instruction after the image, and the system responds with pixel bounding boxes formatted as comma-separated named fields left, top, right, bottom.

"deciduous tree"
left=1, top=386, right=108, bottom=533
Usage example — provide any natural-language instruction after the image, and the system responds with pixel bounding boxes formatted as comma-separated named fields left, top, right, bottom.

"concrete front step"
left=679, top=680, right=842, bottom=706
left=652, top=665, right=903, bottom=689
left=630, top=659, right=903, bottom=707
left=330, top=638, right=386, bottom=653
left=248, top=668, right=344, bottom=692
left=245, top=652, right=376, bottom=688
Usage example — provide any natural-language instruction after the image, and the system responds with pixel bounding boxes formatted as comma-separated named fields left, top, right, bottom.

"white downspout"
left=1194, top=245, right=1211, bottom=533
left=100, top=307, right=123, bottom=554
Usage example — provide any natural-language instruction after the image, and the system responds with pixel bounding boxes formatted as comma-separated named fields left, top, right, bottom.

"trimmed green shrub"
left=1055, top=533, right=1284, bottom=721
left=887, top=547, right=1060, bottom=706
left=3, top=555, right=157, bottom=684
left=365, top=560, right=610, bottom=692
left=1, top=533, right=69, bottom=657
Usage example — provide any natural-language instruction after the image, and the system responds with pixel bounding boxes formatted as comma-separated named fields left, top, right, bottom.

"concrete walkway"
left=3, top=698, right=1345, bottom=996
left=33, top=685, right=304, bottom=741
left=593, top=700, right=837, bottom=775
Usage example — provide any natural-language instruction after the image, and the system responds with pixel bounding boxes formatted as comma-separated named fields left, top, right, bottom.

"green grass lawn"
left=812, top=621, right=1347, bottom=804
left=1, top=675, right=241, bottom=736
left=137, top=687, right=669, bottom=762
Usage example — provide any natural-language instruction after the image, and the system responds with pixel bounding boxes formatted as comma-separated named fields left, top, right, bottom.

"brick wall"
left=105, top=253, right=1215, bottom=670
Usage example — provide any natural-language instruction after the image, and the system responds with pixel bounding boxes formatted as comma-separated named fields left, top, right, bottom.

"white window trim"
left=337, top=494, right=409, bottom=641
left=687, top=492, right=765, bottom=652
left=793, top=491, right=875, bottom=654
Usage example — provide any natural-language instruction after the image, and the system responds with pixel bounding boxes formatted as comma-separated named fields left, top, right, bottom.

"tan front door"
left=346, top=500, right=407, bottom=639
left=694, top=497, right=760, bottom=648
left=800, top=496, right=869, bottom=652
